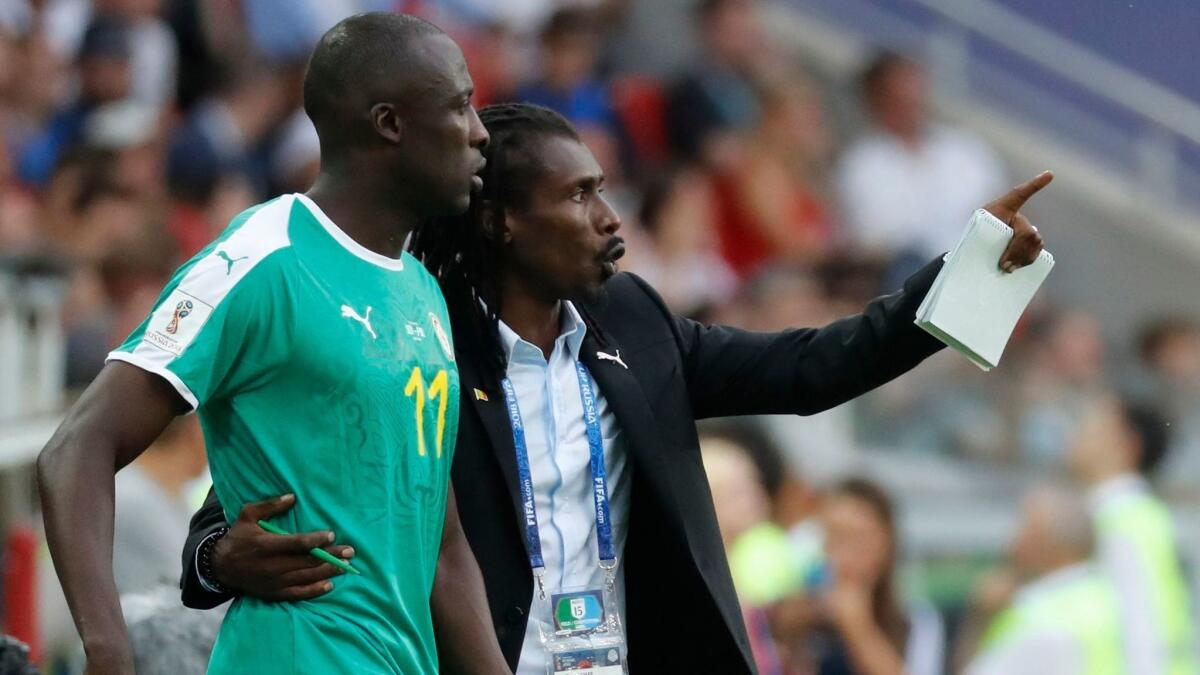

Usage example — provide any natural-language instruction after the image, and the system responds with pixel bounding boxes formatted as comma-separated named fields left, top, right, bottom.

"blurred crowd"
left=3, top=0, right=1200, bottom=673
left=700, top=391, right=1194, bottom=674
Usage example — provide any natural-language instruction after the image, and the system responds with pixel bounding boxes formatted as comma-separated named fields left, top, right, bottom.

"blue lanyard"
left=500, top=360, right=616, bottom=585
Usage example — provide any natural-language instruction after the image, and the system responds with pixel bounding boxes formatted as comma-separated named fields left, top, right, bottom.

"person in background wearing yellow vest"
left=966, top=483, right=1122, bottom=675
left=1068, top=394, right=1199, bottom=675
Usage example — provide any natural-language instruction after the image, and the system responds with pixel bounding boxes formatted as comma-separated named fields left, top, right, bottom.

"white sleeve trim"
left=105, top=350, right=200, bottom=411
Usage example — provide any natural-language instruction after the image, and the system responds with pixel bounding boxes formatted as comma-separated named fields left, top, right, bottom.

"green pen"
left=257, top=520, right=362, bottom=576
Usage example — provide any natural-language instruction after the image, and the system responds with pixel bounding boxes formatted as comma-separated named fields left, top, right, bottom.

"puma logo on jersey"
left=341, top=304, right=376, bottom=340
left=597, top=350, right=627, bottom=369
left=215, top=250, right=249, bottom=275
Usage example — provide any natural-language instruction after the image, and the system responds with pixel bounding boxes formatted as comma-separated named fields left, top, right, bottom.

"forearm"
left=669, top=258, right=944, bottom=419
left=431, top=532, right=509, bottom=674
left=837, top=619, right=907, bottom=675
left=37, top=432, right=131, bottom=665
left=37, top=363, right=183, bottom=668
left=798, top=257, right=945, bottom=409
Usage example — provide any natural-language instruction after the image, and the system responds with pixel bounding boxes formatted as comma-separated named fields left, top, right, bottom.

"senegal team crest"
left=165, top=300, right=193, bottom=334
left=430, top=312, right=454, bottom=361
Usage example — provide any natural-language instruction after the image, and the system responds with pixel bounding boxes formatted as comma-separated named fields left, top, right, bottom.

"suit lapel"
left=580, top=331, right=690, bottom=540
left=454, top=327, right=526, bottom=528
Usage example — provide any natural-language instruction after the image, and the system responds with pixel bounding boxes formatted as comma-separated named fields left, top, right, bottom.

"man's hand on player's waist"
left=213, top=494, right=354, bottom=602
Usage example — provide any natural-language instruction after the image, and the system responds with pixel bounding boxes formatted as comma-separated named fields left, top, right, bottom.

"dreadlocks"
left=410, top=103, right=584, bottom=380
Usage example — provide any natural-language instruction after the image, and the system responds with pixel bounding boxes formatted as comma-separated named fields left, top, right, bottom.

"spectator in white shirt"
left=114, top=415, right=207, bottom=594
left=835, top=52, right=1005, bottom=273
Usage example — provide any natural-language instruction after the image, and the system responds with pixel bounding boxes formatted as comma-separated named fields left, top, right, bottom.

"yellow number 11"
left=404, top=367, right=449, bottom=457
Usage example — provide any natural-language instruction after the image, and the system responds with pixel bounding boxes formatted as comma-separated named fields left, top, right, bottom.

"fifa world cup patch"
left=143, top=289, right=214, bottom=356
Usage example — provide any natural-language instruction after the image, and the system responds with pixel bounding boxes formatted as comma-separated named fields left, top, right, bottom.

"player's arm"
left=37, top=362, right=188, bottom=674
left=432, top=483, right=512, bottom=675
left=182, top=490, right=353, bottom=608
left=661, top=173, right=1051, bottom=419
left=44, top=243, right=295, bottom=672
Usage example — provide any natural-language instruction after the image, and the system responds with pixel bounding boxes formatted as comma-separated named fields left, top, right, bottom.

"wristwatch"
left=196, top=526, right=233, bottom=595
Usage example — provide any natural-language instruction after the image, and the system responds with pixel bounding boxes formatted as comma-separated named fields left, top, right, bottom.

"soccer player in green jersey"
left=37, top=13, right=509, bottom=675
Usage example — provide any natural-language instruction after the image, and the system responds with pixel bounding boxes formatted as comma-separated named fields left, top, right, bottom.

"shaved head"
left=303, top=12, right=446, bottom=150
left=301, top=12, right=488, bottom=217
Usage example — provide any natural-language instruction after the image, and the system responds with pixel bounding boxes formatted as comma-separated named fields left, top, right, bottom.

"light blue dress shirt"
left=498, top=301, right=631, bottom=675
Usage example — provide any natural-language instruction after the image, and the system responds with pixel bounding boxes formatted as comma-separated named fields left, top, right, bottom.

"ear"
left=480, top=201, right=514, bottom=245
left=370, top=102, right=403, bottom=144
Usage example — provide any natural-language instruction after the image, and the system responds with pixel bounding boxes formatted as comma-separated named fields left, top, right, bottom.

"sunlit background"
left=2, top=0, right=1199, bottom=673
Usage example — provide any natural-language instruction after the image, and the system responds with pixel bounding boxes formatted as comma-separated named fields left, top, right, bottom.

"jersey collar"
left=293, top=193, right=406, bottom=272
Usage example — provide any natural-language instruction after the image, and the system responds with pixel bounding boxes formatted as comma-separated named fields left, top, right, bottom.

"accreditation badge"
left=535, top=584, right=627, bottom=675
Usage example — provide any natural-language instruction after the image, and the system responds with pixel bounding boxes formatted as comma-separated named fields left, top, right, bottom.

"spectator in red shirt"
left=717, top=73, right=835, bottom=277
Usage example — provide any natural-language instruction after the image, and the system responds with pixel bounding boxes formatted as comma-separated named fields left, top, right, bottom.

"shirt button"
left=506, top=605, right=525, bottom=623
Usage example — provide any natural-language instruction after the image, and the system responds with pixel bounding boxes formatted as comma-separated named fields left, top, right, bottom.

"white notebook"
left=915, top=209, right=1055, bottom=371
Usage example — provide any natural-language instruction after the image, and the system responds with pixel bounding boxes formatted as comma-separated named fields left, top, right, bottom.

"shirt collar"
left=497, top=300, right=588, bottom=366
left=1014, top=562, right=1093, bottom=605
left=1087, top=473, right=1149, bottom=515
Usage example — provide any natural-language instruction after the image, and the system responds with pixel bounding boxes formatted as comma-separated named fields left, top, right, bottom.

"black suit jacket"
left=181, top=261, right=944, bottom=674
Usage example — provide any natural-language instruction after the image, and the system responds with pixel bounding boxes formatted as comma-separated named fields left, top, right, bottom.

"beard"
left=571, top=276, right=610, bottom=307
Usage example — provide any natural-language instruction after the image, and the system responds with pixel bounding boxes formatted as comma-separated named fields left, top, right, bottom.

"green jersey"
left=109, top=194, right=460, bottom=673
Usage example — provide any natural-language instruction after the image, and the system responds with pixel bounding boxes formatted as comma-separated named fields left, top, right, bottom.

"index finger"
left=237, top=493, right=296, bottom=523
left=989, top=171, right=1054, bottom=216
left=259, top=529, right=336, bottom=555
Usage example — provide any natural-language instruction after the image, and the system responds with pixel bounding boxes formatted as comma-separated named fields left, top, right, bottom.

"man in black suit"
left=180, top=104, right=1049, bottom=674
